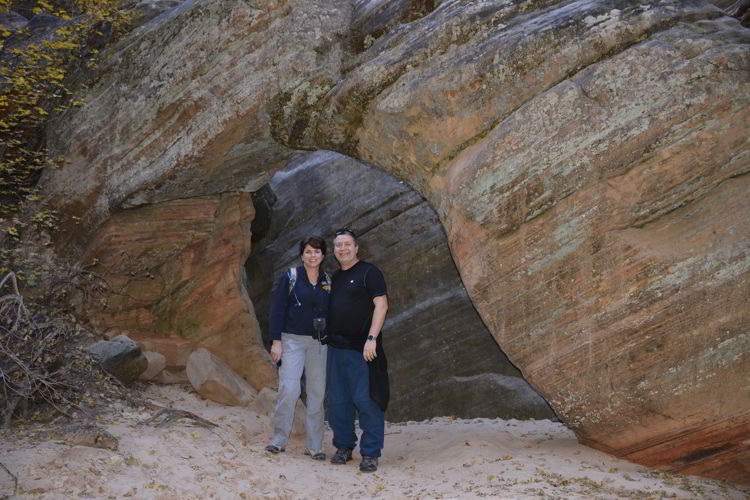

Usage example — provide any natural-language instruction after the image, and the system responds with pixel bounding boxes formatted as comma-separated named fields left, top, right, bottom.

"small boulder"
left=186, top=348, right=256, bottom=406
left=101, top=329, right=122, bottom=340
left=152, top=368, right=190, bottom=384
left=135, top=338, right=194, bottom=370
left=250, top=387, right=277, bottom=416
left=138, top=351, right=166, bottom=381
left=251, top=387, right=305, bottom=438
left=86, top=335, right=147, bottom=384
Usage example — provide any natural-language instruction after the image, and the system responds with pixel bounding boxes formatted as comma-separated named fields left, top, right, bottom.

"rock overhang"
left=36, top=0, right=750, bottom=485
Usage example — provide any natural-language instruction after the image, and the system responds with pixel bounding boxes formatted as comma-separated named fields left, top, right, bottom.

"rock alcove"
left=34, top=0, right=750, bottom=486
left=245, top=150, right=557, bottom=422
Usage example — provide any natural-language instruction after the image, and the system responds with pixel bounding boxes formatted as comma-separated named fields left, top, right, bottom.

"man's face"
left=334, top=234, right=358, bottom=267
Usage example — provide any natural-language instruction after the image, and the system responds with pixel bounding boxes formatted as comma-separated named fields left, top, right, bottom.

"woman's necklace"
left=306, top=269, right=319, bottom=287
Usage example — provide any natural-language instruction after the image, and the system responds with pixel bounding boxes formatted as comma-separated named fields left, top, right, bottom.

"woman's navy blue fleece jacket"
left=269, top=265, right=331, bottom=341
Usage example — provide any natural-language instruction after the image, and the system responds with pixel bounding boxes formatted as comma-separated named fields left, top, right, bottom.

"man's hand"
left=363, top=339, right=377, bottom=361
left=270, top=340, right=282, bottom=363
left=364, top=295, right=387, bottom=362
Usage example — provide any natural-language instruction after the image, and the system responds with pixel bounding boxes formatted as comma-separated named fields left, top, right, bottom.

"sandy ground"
left=1, top=384, right=748, bottom=500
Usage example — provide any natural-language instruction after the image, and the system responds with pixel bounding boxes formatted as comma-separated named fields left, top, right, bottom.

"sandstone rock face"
left=41, top=0, right=352, bottom=254
left=186, top=348, right=257, bottom=406
left=275, top=1, right=750, bottom=483
left=247, top=151, right=556, bottom=421
left=80, top=193, right=275, bottom=391
left=349, top=0, right=436, bottom=52
left=38, top=0, right=750, bottom=484
left=708, top=0, right=750, bottom=26
left=86, top=335, right=148, bottom=384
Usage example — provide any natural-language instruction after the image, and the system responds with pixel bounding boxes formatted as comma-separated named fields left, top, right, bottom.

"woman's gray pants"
left=269, top=333, right=327, bottom=452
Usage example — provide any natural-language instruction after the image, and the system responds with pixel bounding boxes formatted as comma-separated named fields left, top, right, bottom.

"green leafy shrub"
left=0, top=0, right=132, bottom=221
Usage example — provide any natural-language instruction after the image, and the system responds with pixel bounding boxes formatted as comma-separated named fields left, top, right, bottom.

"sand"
left=1, top=384, right=748, bottom=499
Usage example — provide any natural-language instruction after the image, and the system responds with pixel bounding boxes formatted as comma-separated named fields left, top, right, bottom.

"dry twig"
left=140, top=408, right=218, bottom=429
left=0, top=460, right=17, bottom=496
left=0, top=270, right=124, bottom=428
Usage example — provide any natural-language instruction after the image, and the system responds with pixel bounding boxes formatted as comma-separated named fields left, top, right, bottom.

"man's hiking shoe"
left=360, top=456, right=378, bottom=472
left=330, top=447, right=353, bottom=464
left=304, top=449, right=326, bottom=461
left=265, top=444, right=284, bottom=454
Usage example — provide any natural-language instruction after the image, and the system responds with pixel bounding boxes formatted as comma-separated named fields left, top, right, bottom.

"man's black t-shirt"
left=328, top=261, right=387, bottom=350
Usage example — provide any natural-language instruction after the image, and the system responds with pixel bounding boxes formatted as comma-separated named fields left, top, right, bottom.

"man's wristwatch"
left=367, top=335, right=375, bottom=341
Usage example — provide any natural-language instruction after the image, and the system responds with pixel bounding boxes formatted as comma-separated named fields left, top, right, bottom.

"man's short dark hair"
left=334, top=228, right=357, bottom=245
left=299, top=236, right=327, bottom=256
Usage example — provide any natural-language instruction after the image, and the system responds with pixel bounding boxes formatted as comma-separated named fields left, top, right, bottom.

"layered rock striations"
left=80, top=193, right=275, bottom=390
left=275, top=1, right=750, bottom=483
left=246, top=151, right=556, bottom=421
left=37, top=0, right=750, bottom=484
left=41, top=0, right=352, bottom=253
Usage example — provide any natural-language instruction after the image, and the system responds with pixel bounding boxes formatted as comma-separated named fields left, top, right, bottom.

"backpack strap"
left=287, top=267, right=297, bottom=295
left=290, top=267, right=331, bottom=294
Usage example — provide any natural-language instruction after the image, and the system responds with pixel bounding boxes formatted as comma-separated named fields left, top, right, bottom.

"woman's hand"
left=271, top=340, right=282, bottom=363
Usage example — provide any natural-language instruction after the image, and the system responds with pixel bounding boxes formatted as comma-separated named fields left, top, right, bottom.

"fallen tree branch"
left=140, top=408, right=218, bottom=429
left=0, top=269, right=121, bottom=428
left=0, top=460, right=17, bottom=496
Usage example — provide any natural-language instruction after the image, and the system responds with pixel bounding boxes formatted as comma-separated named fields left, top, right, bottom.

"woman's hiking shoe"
left=265, top=444, right=284, bottom=454
left=360, top=456, right=378, bottom=472
left=304, top=449, right=326, bottom=461
left=330, top=448, right=353, bottom=464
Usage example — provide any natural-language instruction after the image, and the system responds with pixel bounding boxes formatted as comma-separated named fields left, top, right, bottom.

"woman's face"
left=301, top=244, right=324, bottom=269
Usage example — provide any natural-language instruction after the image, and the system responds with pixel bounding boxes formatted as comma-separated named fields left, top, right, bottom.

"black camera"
left=313, top=317, right=327, bottom=345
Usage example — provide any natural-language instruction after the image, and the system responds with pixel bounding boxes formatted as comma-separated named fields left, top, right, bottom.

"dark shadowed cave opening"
left=244, top=150, right=557, bottom=423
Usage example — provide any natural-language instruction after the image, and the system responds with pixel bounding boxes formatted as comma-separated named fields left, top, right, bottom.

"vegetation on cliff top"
left=0, top=0, right=137, bottom=435
left=0, top=0, right=132, bottom=244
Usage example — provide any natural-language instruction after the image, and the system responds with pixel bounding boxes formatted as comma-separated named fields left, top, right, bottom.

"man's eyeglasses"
left=335, top=228, right=356, bottom=238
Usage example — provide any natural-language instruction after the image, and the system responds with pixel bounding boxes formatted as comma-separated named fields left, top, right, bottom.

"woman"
left=265, top=236, right=331, bottom=460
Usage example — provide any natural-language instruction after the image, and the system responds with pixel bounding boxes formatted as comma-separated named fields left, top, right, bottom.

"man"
left=326, top=228, right=389, bottom=472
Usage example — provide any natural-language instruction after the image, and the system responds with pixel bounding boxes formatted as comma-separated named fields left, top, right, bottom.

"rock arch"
left=40, top=0, right=750, bottom=484
left=245, top=150, right=557, bottom=422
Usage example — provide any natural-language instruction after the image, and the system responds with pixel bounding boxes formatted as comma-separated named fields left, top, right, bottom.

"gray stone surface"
left=246, top=151, right=556, bottom=421
left=86, top=335, right=147, bottom=384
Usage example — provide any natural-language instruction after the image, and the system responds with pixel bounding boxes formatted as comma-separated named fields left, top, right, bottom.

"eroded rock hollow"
left=246, top=151, right=556, bottom=422
left=38, top=0, right=750, bottom=484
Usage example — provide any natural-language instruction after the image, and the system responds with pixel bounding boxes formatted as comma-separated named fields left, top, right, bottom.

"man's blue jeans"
left=327, top=346, right=384, bottom=457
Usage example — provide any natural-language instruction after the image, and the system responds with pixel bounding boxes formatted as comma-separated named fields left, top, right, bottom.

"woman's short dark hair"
left=299, top=236, right=327, bottom=256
